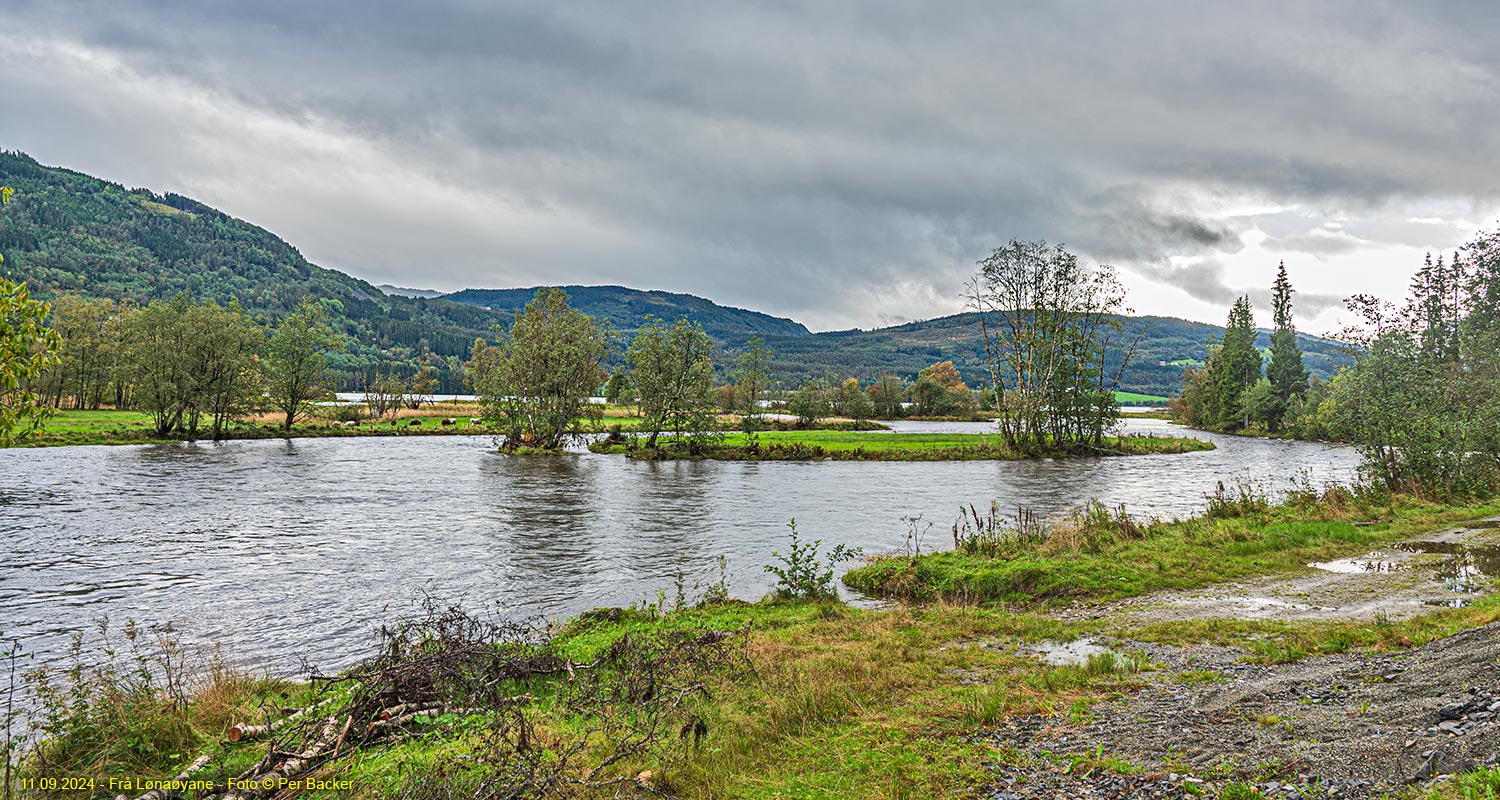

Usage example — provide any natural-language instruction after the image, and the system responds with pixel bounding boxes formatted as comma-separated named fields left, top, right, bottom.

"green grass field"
left=591, top=429, right=1214, bottom=461
left=1113, top=390, right=1171, bottom=405
left=21, top=406, right=494, bottom=447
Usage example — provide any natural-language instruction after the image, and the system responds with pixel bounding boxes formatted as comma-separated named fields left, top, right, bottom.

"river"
left=1, top=419, right=1360, bottom=672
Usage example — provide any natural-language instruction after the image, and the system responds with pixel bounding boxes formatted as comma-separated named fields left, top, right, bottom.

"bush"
left=763, top=519, right=861, bottom=601
left=329, top=403, right=365, bottom=422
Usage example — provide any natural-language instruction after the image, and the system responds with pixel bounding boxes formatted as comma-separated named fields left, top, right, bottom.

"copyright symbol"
left=262, top=778, right=276, bottom=789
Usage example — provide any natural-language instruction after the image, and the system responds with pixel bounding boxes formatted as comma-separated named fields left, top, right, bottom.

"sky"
left=2, top=1, right=1497, bottom=334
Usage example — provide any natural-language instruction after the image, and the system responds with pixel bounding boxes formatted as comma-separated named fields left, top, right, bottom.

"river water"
left=1, top=419, right=1360, bottom=672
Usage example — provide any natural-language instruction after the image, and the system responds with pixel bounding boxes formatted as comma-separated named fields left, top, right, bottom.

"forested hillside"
left=765, top=313, right=1349, bottom=397
left=444, top=285, right=810, bottom=343
left=0, top=151, right=505, bottom=387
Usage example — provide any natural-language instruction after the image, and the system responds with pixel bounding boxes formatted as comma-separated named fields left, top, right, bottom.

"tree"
left=188, top=299, right=264, bottom=438
left=786, top=379, right=832, bottom=427
left=124, top=296, right=198, bottom=436
left=1265, top=262, right=1309, bottom=431
left=1243, top=377, right=1277, bottom=430
left=1173, top=365, right=1219, bottom=429
left=966, top=240, right=1135, bottom=451
left=733, top=337, right=772, bottom=433
left=629, top=316, right=716, bottom=448
left=866, top=374, right=905, bottom=419
left=266, top=299, right=341, bottom=431
left=1211, top=296, right=1261, bottom=430
left=40, top=295, right=125, bottom=410
left=1408, top=252, right=1462, bottom=363
left=909, top=378, right=949, bottom=417
left=837, top=377, right=873, bottom=422
left=0, top=278, right=61, bottom=445
left=402, top=361, right=438, bottom=410
left=122, top=295, right=264, bottom=437
left=469, top=288, right=609, bottom=450
left=919, top=360, right=966, bottom=391
left=603, top=371, right=634, bottom=405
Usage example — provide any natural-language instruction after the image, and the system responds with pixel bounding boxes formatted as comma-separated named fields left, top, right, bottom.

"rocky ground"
left=982, top=625, right=1500, bottom=798
left=977, top=518, right=1500, bottom=799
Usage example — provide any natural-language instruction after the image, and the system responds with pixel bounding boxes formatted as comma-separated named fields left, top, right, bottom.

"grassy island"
left=587, top=429, right=1214, bottom=461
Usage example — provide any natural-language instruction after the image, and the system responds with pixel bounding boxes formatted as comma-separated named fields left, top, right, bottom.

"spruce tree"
left=1265, top=262, right=1308, bottom=431
left=1213, top=295, right=1262, bottom=430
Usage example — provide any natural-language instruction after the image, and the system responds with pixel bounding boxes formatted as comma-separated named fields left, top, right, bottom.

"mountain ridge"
left=442, top=285, right=811, bottom=343
left=0, top=150, right=1350, bottom=395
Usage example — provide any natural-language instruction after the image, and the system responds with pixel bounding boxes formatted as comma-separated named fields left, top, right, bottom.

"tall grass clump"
left=953, top=502, right=1050, bottom=557
left=20, top=618, right=275, bottom=780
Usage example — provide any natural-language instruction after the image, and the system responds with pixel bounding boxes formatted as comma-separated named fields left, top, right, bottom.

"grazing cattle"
left=407, top=419, right=422, bottom=427
left=441, top=417, right=457, bottom=427
left=470, top=418, right=482, bottom=425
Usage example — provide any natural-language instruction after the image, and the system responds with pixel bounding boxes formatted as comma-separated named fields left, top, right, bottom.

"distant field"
left=1114, top=390, right=1171, bottom=405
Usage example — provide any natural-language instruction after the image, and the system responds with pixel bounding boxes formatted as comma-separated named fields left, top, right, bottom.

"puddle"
left=1225, top=597, right=1323, bottom=611
left=1310, top=540, right=1500, bottom=592
left=1393, top=540, right=1500, bottom=581
left=1424, top=598, right=1473, bottom=608
left=1030, top=638, right=1113, bottom=666
left=1309, top=552, right=1406, bottom=574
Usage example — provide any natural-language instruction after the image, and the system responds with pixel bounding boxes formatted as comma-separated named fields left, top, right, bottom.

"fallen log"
left=221, top=716, right=343, bottom=800
left=227, top=695, right=337, bottom=742
left=133, top=752, right=215, bottom=800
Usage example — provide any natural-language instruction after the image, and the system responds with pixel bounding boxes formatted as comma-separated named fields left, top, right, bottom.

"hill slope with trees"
left=762, top=312, right=1348, bottom=397
left=443, top=285, right=810, bottom=343
left=0, top=151, right=1350, bottom=396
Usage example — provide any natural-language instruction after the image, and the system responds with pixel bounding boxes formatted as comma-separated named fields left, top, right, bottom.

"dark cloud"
left=1, top=0, right=1497, bottom=328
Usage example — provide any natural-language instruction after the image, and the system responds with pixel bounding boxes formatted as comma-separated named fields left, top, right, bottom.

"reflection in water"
left=1308, top=538, right=1500, bottom=594
left=1, top=419, right=1359, bottom=672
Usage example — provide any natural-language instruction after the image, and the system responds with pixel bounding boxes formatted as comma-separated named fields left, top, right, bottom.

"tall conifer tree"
left=1266, top=262, right=1308, bottom=431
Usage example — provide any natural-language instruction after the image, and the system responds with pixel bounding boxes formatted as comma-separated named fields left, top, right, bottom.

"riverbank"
left=14, top=406, right=497, bottom=447
left=11, top=408, right=890, bottom=448
left=587, top=430, right=1215, bottom=461
left=18, top=490, right=1500, bottom=799
left=842, top=487, right=1500, bottom=606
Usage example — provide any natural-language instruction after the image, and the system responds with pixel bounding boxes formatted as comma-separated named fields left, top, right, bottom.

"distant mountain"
left=377, top=284, right=445, bottom=299
left=444, top=285, right=811, bottom=344
left=0, top=150, right=1351, bottom=397
left=763, top=313, right=1350, bottom=398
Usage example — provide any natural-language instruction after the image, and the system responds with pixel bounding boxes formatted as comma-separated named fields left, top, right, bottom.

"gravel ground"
left=980, top=624, right=1500, bottom=799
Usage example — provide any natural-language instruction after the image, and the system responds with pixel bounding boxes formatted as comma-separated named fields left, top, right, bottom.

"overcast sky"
left=2, top=1, right=1497, bottom=333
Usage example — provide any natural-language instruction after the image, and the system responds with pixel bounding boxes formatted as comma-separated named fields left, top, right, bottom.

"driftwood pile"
left=127, top=602, right=751, bottom=800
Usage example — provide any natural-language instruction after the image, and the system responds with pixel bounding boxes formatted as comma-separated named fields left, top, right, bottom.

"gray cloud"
left=1, top=1, right=1497, bottom=329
